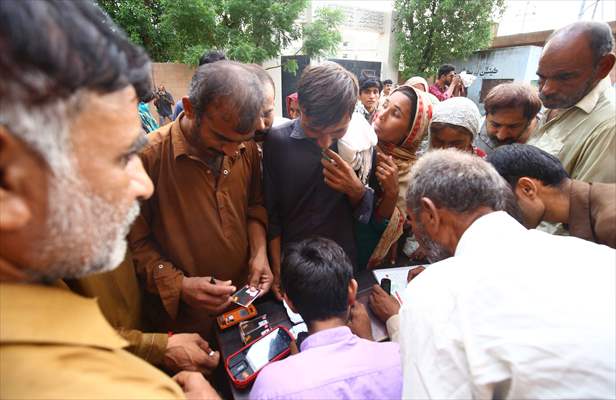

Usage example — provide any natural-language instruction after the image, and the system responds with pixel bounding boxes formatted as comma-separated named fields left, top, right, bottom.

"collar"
left=574, top=76, right=611, bottom=114
left=568, top=180, right=593, bottom=242
left=455, top=211, right=525, bottom=257
left=300, top=326, right=354, bottom=352
left=172, top=112, right=246, bottom=160
left=0, top=283, right=127, bottom=349
left=290, top=119, right=307, bottom=140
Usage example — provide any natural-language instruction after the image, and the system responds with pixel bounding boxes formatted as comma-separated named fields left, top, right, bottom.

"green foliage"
left=394, top=0, right=505, bottom=79
left=98, top=0, right=341, bottom=68
left=302, top=7, right=344, bottom=59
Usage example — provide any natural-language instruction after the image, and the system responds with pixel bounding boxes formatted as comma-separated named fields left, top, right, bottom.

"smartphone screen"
left=245, top=327, right=291, bottom=371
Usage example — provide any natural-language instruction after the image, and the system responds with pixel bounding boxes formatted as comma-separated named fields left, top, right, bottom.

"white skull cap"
left=430, top=97, right=481, bottom=138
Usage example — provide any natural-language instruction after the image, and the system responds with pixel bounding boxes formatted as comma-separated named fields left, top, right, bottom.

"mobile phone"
left=216, top=304, right=258, bottom=330
left=380, top=278, right=391, bottom=295
left=225, top=325, right=293, bottom=389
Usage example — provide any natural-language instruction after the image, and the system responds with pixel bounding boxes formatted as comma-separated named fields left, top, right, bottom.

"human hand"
left=375, top=152, right=399, bottom=198
left=321, top=149, right=366, bottom=204
left=369, top=284, right=400, bottom=323
left=247, top=252, right=273, bottom=295
left=347, top=303, right=373, bottom=340
left=173, top=371, right=221, bottom=400
left=164, top=333, right=220, bottom=374
left=271, top=274, right=283, bottom=301
left=407, top=266, right=425, bottom=283
left=180, top=276, right=235, bottom=313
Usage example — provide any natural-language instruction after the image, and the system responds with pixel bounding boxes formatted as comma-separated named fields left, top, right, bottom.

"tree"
left=394, top=0, right=505, bottom=79
left=97, top=0, right=343, bottom=70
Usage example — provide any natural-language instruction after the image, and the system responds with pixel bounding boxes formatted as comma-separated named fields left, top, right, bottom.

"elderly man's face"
left=255, top=83, right=275, bottom=142
left=408, top=209, right=453, bottom=263
left=0, top=86, right=154, bottom=281
left=485, top=107, right=532, bottom=145
left=536, top=35, right=597, bottom=109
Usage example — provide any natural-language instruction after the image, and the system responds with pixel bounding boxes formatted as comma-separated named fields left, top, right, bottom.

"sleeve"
left=127, top=150, right=184, bottom=320
left=263, top=135, right=281, bottom=240
left=353, top=185, right=374, bottom=224
left=118, top=329, right=168, bottom=366
left=428, top=85, right=448, bottom=102
left=571, top=121, right=616, bottom=183
left=246, top=142, right=268, bottom=228
left=385, top=314, right=401, bottom=343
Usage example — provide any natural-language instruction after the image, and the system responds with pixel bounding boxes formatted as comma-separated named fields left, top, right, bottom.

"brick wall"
left=148, top=62, right=195, bottom=120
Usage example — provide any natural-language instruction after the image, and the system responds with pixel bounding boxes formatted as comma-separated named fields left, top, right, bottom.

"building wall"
left=149, top=62, right=195, bottom=119
left=450, top=45, right=542, bottom=110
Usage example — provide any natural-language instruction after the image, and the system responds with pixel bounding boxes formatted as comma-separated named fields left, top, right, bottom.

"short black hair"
left=487, top=144, right=569, bottom=188
left=187, top=60, right=264, bottom=134
left=0, top=0, right=152, bottom=105
left=437, top=64, right=456, bottom=79
left=281, top=237, right=352, bottom=324
left=199, top=50, right=226, bottom=66
left=297, top=62, right=358, bottom=129
left=359, top=77, right=380, bottom=94
left=383, top=79, right=393, bottom=85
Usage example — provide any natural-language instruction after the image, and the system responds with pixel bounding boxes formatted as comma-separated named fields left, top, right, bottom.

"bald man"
left=529, top=21, right=616, bottom=183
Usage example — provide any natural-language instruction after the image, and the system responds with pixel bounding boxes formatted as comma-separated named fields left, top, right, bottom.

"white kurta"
left=400, top=211, right=616, bottom=399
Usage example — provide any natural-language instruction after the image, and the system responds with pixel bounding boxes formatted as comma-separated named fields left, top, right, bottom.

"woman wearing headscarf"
left=285, top=92, right=300, bottom=119
left=405, top=76, right=440, bottom=105
left=356, top=85, right=433, bottom=268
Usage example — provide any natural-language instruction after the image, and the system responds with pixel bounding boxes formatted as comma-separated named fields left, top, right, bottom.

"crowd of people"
left=0, top=1, right=614, bottom=399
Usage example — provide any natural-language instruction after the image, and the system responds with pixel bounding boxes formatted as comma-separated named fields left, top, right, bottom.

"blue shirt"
left=250, top=326, right=402, bottom=400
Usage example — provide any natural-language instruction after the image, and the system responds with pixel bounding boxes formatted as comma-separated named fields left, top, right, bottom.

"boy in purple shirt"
left=250, top=238, right=402, bottom=400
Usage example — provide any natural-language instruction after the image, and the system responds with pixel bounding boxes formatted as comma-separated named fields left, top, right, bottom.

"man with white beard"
left=0, top=1, right=217, bottom=398
left=399, top=149, right=615, bottom=399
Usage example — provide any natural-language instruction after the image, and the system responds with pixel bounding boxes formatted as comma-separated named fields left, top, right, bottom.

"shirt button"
left=158, top=264, right=164, bottom=269
left=223, top=169, right=229, bottom=175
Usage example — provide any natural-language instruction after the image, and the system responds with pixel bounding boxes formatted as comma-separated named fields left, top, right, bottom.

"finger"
left=196, top=338, right=213, bottom=354
left=325, top=150, right=351, bottom=172
left=203, top=282, right=237, bottom=296
left=322, top=168, right=341, bottom=182
left=172, top=371, right=189, bottom=388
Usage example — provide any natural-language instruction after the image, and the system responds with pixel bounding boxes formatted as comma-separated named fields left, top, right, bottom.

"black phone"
left=380, top=278, right=391, bottom=295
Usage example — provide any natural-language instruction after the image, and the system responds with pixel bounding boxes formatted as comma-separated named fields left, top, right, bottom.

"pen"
left=210, top=277, right=216, bottom=285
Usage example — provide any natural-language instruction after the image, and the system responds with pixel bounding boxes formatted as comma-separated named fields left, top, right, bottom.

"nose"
left=495, top=127, right=512, bottom=141
left=316, top=135, right=333, bottom=149
left=127, top=156, right=154, bottom=201
left=255, top=116, right=266, bottom=132
left=539, top=79, right=557, bottom=99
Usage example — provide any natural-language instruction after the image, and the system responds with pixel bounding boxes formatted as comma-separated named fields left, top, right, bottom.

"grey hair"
left=549, top=21, right=615, bottom=64
left=0, top=88, right=82, bottom=175
left=407, top=149, right=521, bottom=220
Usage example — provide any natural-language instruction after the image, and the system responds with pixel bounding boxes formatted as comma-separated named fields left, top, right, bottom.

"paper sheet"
left=372, top=265, right=425, bottom=304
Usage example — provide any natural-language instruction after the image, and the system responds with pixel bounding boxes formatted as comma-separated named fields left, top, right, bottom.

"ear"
left=516, top=177, right=539, bottom=200
left=596, top=53, right=616, bottom=80
left=347, top=278, right=358, bottom=306
left=419, top=197, right=441, bottom=235
left=283, top=293, right=299, bottom=314
left=0, top=127, right=35, bottom=231
left=181, top=96, right=194, bottom=119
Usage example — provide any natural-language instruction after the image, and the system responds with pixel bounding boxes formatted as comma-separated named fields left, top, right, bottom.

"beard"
left=540, top=75, right=595, bottom=109
left=413, top=219, right=453, bottom=263
left=24, top=172, right=140, bottom=282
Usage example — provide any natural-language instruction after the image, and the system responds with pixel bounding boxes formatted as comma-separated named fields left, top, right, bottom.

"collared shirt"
left=428, top=83, right=450, bottom=101
left=568, top=180, right=616, bottom=248
left=0, top=283, right=184, bottom=399
left=263, top=119, right=374, bottom=267
left=64, top=257, right=167, bottom=365
left=354, top=100, right=376, bottom=123
left=128, top=115, right=267, bottom=336
left=399, top=211, right=616, bottom=399
left=528, top=77, right=616, bottom=183
left=250, top=326, right=402, bottom=400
